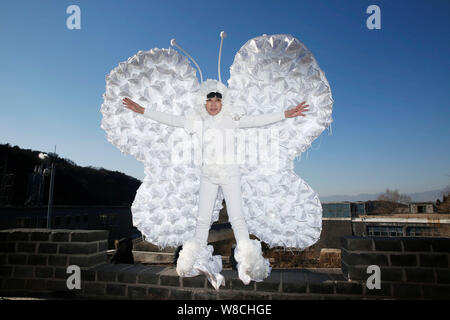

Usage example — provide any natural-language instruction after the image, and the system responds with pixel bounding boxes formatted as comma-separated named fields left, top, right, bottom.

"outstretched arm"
left=237, top=101, right=309, bottom=128
left=122, top=97, right=186, bottom=128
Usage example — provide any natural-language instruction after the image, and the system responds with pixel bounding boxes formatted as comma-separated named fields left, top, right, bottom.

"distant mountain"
left=0, top=143, right=142, bottom=206
left=321, top=188, right=447, bottom=203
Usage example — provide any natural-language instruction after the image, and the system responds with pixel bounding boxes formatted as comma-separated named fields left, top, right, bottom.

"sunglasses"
left=206, top=92, right=222, bottom=100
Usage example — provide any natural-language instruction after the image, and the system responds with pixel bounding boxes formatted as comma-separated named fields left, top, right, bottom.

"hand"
left=284, top=101, right=309, bottom=118
left=122, top=97, right=145, bottom=114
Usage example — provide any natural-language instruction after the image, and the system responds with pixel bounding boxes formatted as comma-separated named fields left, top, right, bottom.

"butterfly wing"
left=228, top=34, right=333, bottom=249
left=100, top=48, right=222, bottom=248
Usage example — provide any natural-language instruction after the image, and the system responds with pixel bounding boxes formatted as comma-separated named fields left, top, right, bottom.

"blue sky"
left=1, top=0, right=449, bottom=197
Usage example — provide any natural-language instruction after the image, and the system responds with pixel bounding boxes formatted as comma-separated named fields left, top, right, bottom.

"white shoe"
left=176, top=239, right=225, bottom=291
left=234, top=239, right=271, bottom=285
left=176, top=239, right=200, bottom=276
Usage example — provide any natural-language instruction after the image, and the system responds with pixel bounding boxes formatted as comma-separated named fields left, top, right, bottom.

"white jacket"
left=143, top=107, right=286, bottom=184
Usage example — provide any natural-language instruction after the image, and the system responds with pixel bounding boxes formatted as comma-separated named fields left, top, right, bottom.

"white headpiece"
left=193, top=79, right=231, bottom=119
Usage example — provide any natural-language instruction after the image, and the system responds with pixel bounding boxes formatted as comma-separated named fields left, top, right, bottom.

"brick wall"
left=0, top=228, right=108, bottom=298
left=341, top=236, right=450, bottom=299
left=313, top=219, right=353, bottom=250
left=1, top=229, right=449, bottom=300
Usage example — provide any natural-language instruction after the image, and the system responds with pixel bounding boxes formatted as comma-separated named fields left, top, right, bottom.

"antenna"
left=170, top=39, right=203, bottom=83
left=218, top=31, right=227, bottom=83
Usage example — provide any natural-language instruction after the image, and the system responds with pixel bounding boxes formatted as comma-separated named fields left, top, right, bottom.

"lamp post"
left=43, top=147, right=58, bottom=229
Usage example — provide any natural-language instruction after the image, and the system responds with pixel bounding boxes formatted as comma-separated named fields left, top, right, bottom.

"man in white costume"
left=122, top=79, right=309, bottom=290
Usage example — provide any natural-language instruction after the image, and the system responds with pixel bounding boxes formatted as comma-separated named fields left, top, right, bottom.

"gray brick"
left=8, top=254, right=27, bottom=265
left=35, top=266, right=54, bottom=278
left=147, top=286, right=170, bottom=299
left=26, top=279, right=46, bottom=291
left=343, top=251, right=389, bottom=266
left=419, top=254, right=448, bottom=268
left=242, top=292, right=271, bottom=300
left=106, top=284, right=127, bottom=297
left=192, top=290, right=218, bottom=300
left=182, top=276, right=206, bottom=288
left=206, top=279, right=229, bottom=291
left=127, top=285, right=148, bottom=299
left=0, top=266, right=13, bottom=277
left=46, top=279, right=69, bottom=292
left=4, top=278, right=26, bottom=290
left=97, top=269, right=118, bottom=282
left=335, top=281, right=363, bottom=295
left=218, top=290, right=246, bottom=300
left=68, top=252, right=107, bottom=268
left=0, top=231, right=9, bottom=241
left=435, top=269, right=450, bottom=284
left=405, top=268, right=435, bottom=283
left=31, top=231, right=51, bottom=241
left=305, top=271, right=334, bottom=294
left=229, top=278, right=255, bottom=291
left=255, top=271, right=281, bottom=292
left=308, top=280, right=334, bottom=294
left=51, top=231, right=71, bottom=242
left=10, top=231, right=30, bottom=241
left=0, top=254, right=6, bottom=264
left=38, top=243, right=58, bottom=254
left=117, top=265, right=150, bottom=284
left=13, top=265, right=34, bottom=278
left=390, top=254, right=417, bottom=266
left=27, top=254, right=48, bottom=266
left=170, top=288, right=192, bottom=300
left=85, top=262, right=109, bottom=273
left=81, top=269, right=96, bottom=281
left=138, top=269, right=161, bottom=285
left=270, top=293, right=319, bottom=300
left=160, top=274, right=180, bottom=287
left=431, top=238, right=450, bottom=253
left=422, top=284, right=450, bottom=299
left=342, top=264, right=367, bottom=281
left=59, top=243, right=98, bottom=255
left=281, top=270, right=307, bottom=293
left=305, top=271, right=333, bottom=282
left=54, top=267, right=69, bottom=279
left=17, top=242, right=36, bottom=253
left=341, top=237, right=373, bottom=251
left=322, top=295, right=362, bottom=300
left=373, top=238, right=402, bottom=252
left=97, top=264, right=133, bottom=282
left=403, top=239, right=432, bottom=252
left=0, top=242, right=16, bottom=253
left=364, top=281, right=392, bottom=297
left=83, top=282, right=106, bottom=296
left=71, top=230, right=108, bottom=242
left=379, top=267, right=403, bottom=281
left=328, top=273, right=346, bottom=281
left=48, top=255, right=68, bottom=267
left=392, top=283, right=422, bottom=299
left=98, top=240, right=108, bottom=252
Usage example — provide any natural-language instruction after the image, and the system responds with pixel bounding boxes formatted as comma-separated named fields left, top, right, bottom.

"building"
left=352, top=214, right=450, bottom=237
left=311, top=201, right=450, bottom=252
left=0, top=206, right=139, bottom=249
left=409, top=202, right=435, bottom=214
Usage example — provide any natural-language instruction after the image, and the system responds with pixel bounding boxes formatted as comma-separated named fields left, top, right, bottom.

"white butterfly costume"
left=100, top=33, right=334, bottom=289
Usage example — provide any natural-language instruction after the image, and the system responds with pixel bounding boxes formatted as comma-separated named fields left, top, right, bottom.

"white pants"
left=194, top=174, right=250, bottom=246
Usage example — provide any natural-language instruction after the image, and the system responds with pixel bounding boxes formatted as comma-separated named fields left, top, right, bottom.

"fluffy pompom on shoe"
left=234, top=239, right=271, bottom=285
left=176, top=239, right=201, bottom=276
